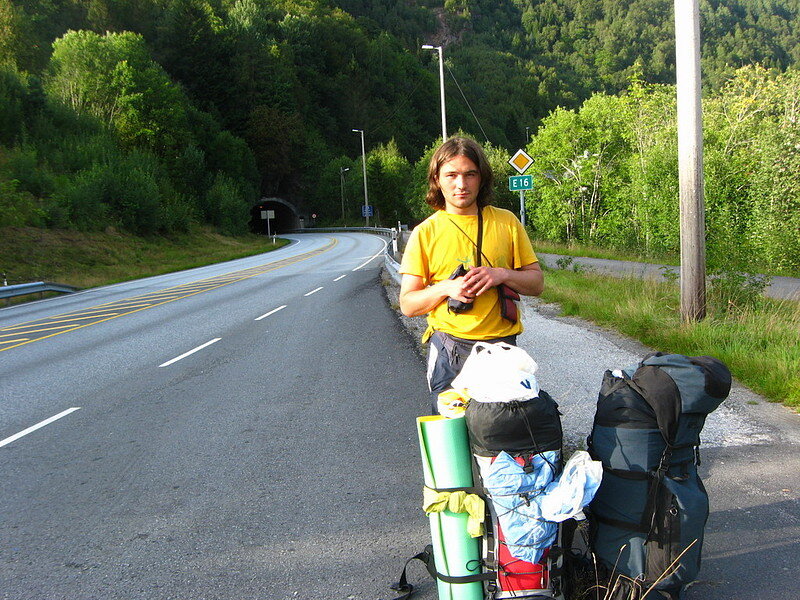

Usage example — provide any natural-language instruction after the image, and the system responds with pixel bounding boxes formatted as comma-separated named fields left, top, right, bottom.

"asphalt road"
left=537, top=253, right=800, bottom=300
left=3, top=235, right=798, bottom=600
left=0, top=233, right=433, bottom=600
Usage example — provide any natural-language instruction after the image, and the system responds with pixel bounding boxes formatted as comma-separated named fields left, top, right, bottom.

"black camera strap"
left=447, top=208, right=492, bottom=268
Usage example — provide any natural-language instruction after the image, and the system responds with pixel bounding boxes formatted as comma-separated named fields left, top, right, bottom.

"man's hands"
left=399, top=262, right=543, bottom=318
left=462, top=266, right=505, bottom=298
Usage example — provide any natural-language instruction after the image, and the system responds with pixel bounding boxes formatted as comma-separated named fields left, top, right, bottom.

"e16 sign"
left=508, top=175, right=533, bottom=192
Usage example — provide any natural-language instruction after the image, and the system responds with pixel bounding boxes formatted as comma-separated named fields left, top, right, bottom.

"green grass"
left=0, top=226, right=288, bottom=291
left=540, top=266, right=800, bottom=409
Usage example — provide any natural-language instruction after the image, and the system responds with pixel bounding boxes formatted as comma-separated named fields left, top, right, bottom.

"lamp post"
left=422, top=44, right=447, bottom=142
left=352, top=129, right=370, bottom=227
left=339, top=167, right=350, bottom=222
left=526, top=126, right=530, bottom=145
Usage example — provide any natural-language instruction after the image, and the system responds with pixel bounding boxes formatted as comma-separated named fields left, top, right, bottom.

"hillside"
left=1, top=0, right=799, bottom=270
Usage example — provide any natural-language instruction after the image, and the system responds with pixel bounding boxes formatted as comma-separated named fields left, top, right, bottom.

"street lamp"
left=422, top=44, right=447, bottom=142
left=526, top=126, right=530, bottom=144
left=339, top=167, right=350, bottom=222
left=352, top=129, right=370, bottom=227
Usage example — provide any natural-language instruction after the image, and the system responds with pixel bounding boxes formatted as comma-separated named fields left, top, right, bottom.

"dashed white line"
left=304, top=287, right=323, bottom=297
left=0, top=407, right=82, bottom=449
left=333, top=274, right=347, bottom=282
left=255, top=305, right=287, bottom=321
left=159, top=338, right=221, bottom=368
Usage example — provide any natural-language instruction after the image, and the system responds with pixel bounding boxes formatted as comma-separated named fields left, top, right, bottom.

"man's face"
left=437, top=154, right=481, bottom=215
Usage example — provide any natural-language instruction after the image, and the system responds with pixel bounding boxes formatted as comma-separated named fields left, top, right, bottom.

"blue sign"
left=509, top=175, right=534, bottom=192
left=361, top=205, right=374, bottom=217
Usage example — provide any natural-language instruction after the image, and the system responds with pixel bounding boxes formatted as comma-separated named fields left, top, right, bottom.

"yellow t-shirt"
left=400, top=205, right=538, bottom=341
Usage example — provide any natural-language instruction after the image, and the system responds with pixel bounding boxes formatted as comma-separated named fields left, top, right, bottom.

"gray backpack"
left=587, top=353, right=731, bottom=600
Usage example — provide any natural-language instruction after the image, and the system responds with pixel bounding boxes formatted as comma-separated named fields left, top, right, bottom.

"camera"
left=447, top=264, right=473, bottom=313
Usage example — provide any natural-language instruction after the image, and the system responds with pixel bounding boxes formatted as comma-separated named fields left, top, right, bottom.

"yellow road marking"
left=0, top=238, right=337, bottom=352
left=1, top=325, right=74, bottom=337
left=1, top=313, right=120, bottom=330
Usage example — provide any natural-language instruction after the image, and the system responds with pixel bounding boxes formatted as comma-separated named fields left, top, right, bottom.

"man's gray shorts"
left=426, top=330, right=517, bottom=414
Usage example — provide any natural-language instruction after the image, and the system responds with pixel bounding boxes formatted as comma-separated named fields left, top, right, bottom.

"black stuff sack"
left=587, top=353, right=731, bottom=600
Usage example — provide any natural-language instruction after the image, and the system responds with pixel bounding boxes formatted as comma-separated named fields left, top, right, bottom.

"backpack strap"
left=629, top=365, right=681, bottom=445
left=389, top=544, right=495, bottom=600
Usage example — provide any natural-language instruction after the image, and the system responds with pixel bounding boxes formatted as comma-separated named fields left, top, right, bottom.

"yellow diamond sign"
left=509, top=149, right=533, bottom=174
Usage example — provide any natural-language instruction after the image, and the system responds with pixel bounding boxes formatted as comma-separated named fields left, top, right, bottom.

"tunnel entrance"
left=249, top=198, right=301, bottom=234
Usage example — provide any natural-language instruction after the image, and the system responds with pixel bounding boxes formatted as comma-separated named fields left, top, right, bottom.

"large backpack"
left=587, top=353, right=731, bottom=600
left=392, top=390, right=571, bottom=600
left=466, top=391, right=566, bottom=600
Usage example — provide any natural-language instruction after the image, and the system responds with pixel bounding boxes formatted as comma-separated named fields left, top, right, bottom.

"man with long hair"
left=399, top=136, right=543, bottom=412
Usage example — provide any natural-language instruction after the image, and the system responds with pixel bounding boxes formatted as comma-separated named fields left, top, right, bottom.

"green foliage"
left=365, top=139, right=413, bottom=226
left=0, top=0, right=799, bottom=267
left=202, top=172, right=252, bottom=236
left=403, top=138, right=439, bottom=223
left=53, top=150, right=162, bottom=234
left=529, top=66, right=800, bottom=274
left=0, top=178, right=45, bottom=226
left=47, top=30, right=190, bottom=152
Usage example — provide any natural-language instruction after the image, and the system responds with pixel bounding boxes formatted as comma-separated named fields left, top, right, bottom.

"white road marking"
left=333, top=274, right=347, bottom=282
left=0, top=407, right=82, bottom=449
left=304, top=287, right=323, bottom=296
left=353, top=240, right=388, bottom=271
left=255, top=305, right=287, bottom=321
left=159, top=338, right=221, bottom=368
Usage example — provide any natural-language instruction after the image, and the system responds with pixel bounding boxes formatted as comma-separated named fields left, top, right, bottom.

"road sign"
left=509, top=175, right=534, bottom=191
left=361, top=205, right=374, bottom=217
left=509, top=149, right=534, bottom=174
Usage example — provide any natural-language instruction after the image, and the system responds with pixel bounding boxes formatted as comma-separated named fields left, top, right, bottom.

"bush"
left=203, top=173, right=251, bottom=236
left=0, top=179, right=45, bottom=227
left=158, top=192, right=195, bottom=234
left=55, top=151, right=163, bottom=235
left=5, top=145, right=55, bottom=198
left=707, top=269, right=771, bottom=315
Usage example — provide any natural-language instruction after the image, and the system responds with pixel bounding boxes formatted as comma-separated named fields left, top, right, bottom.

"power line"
left=445, top=63, right=491, bottom=144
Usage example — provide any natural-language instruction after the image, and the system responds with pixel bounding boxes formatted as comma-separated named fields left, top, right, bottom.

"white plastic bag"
left=450, top=342, right=540, bottom=402
left=539, top=451, right=603, bottom=522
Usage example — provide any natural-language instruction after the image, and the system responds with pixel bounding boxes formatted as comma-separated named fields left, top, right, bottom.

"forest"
left=1, top=0, right=799, bottom=273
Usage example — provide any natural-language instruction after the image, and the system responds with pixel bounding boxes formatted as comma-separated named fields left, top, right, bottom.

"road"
left=537, top=253, right=800, bottom=300
left=0, top=233, right=432, bottom=600
left=4, top=234, right=798, bottom=600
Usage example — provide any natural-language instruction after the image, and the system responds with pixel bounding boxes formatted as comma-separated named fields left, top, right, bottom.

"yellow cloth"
left=437, top=388, right=471, bottom=418
left=399, top=206, right=537, bottom=342
left=422, top=486, right=485, bottom=538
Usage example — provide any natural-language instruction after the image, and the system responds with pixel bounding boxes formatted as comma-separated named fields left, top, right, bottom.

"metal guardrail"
left=289, top=226, right=395, bottom=237
left=1, top=282, right=80, bottom=301
left=289, top=226, right=400, bottom=259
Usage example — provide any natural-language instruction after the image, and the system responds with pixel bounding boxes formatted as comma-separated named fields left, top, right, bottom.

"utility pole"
left=339, top=167, right=349, bottom=222
left=675, top=0, right=706, bottom=322
left=352, top=129, right=370, bottom=227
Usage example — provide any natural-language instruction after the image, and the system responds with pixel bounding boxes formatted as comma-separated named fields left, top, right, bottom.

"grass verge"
left=540, top=266, right=800, bottom=409
left=0, top=226, right=288, bottom=291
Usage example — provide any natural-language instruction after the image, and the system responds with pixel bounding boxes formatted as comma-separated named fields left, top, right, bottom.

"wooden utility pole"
left=675, top=0, right=706, bottom=322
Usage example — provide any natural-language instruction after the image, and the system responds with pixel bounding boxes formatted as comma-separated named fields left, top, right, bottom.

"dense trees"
left=527, top=66, right=800, bottom=273
left=0, top=0, right=799, bottom=273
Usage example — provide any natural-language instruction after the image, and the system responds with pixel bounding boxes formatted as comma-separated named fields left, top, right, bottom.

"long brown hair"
left=425, top=137, right=494, bottom=210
